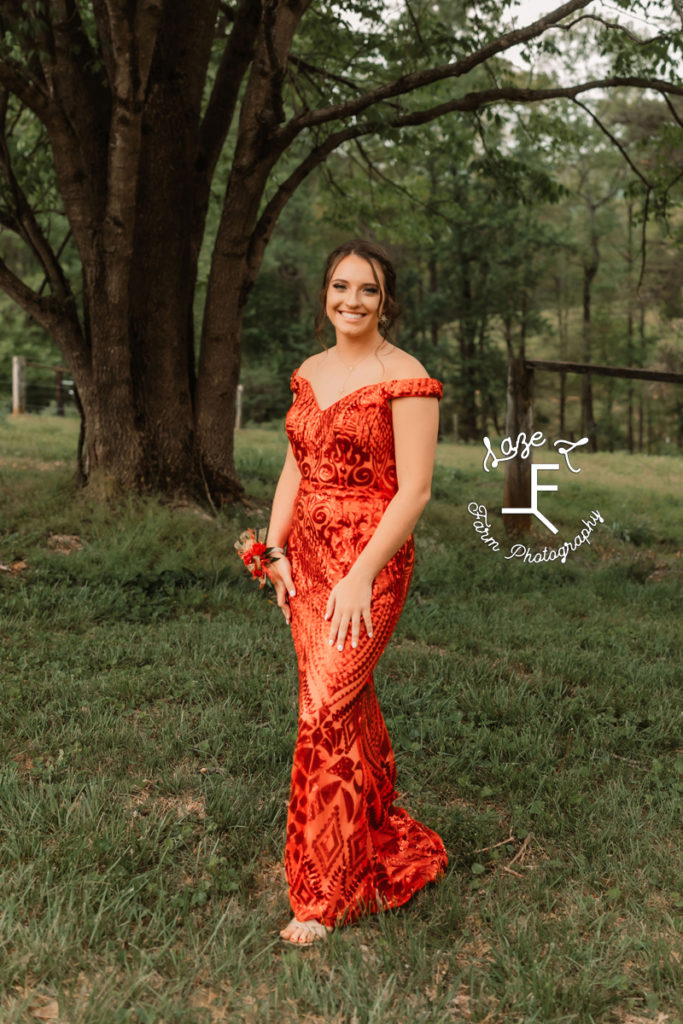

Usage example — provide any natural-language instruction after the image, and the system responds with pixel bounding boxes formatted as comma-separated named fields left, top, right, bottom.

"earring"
left=379, top=314, right=389, bottom=328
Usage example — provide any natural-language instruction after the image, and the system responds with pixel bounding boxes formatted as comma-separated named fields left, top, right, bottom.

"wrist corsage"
left=234, top=528, right=283, bottom=589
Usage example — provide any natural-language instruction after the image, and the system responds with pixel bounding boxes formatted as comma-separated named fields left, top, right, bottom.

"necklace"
left=334, top=344, right=383, bottom=395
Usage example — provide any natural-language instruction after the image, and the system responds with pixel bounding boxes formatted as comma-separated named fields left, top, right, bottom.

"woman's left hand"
left=324, top=570, right=373, bottom=651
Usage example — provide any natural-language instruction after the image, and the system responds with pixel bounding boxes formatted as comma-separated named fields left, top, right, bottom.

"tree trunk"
left=72, top=9, right=222, bottom=497
left=605, top=377, right=614, bottom=451
left=195, top=163, right=278, bottom=502
left=503, top=317, right=533, bottom=536
left=553, top=272, right=568, bottom=436
left=581, top=262, right=598, bottom=451
left=638, top=302, right=646, bottom=453
left=429, top=252, right=439, bottom=349
left=626, top=200, right=635, bottom=452
left=457, top=254, right=479, bottom=440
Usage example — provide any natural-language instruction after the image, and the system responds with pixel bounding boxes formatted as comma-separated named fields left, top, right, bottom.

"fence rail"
left=5, top=359, right=244, bottom=426
left=525, top=359, right=683, bottom=385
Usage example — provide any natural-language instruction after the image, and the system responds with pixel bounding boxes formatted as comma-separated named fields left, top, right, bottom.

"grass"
left=0, top=414, right=681, bottom=1024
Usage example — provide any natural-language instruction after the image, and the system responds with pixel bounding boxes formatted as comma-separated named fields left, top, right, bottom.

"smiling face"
left=325, top=254, right=384, bottom=341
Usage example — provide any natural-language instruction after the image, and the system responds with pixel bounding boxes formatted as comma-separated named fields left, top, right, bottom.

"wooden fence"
left=11, top=356, right=246, bottom=428
left=11, top=356, right=71, bottom=415
left=503, top=357, right=683, bottom=534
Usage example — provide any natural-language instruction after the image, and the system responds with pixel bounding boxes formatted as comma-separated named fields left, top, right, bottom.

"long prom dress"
left=282, top=369, right=448, bottom=928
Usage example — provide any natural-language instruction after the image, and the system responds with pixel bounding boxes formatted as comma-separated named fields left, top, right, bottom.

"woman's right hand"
left=268, top=553, right=296, bottom=625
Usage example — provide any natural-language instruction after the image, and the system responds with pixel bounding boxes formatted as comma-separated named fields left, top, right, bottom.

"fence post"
left=12, top=356, right=26, bottom=415
left=235, top=383, right=243, bottom=430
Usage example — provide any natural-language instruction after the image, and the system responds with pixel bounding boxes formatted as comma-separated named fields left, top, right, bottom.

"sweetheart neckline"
left=292, top=369, right=440, bottom=413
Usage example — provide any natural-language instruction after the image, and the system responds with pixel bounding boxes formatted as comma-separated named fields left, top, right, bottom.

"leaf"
left=0, top=560, right=28, bottom=576
left=471, top=862, right=486, bottom=875
left=30, top=999, right=59, bottom=1021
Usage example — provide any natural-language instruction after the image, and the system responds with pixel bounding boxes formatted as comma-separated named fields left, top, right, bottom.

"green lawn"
left=0, top=415, right=681, bottom=1024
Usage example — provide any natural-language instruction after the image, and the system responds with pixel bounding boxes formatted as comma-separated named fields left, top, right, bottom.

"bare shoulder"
left=384, top=347, right=431, bottom=380
left=296, top=351, right=328, bottom=379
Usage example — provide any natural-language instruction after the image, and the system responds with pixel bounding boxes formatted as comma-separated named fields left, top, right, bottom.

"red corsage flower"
left=234, top=528, right=281, bottom=589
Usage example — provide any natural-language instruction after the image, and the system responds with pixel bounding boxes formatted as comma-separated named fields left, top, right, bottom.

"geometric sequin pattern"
left=283, top=370, right=448, bottom=927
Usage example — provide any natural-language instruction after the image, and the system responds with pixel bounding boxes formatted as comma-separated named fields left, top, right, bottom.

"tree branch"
left=404, top=0, right=428, bottom=57
left=199, top=0, right=263, bottom=181
left=101, top=0, right=135, bottom=100
left=0, top=109, right=75, bottom=301
left=572, top=98, right=653, bottom=189
left=287, top=55, right=366, bottom=98
left=250, top=74, right=683, bottom=283
left=50, top=0, right=109, bottom=113
left=134, top=0, right=165, bottom=100
left=559, top=14, right=647, bottom=45
left=0, top=59, right=48, bottom=118
left=280, top=0, right=599, bottom=139
left=211, top=0, right=311, bottom=247
left=98, top=0, right=164, bottom=103
left=23, top=1, right=112, bottom=243
left=0, top=254, right=82, bottom=345
left=661, top=91, right=683, bottom=131
left=249, top=126, right=358, bottom=274
left=672, top=0, right=683, bottom=31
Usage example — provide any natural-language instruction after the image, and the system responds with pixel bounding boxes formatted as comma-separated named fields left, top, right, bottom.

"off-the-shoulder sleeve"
left=383, top=377, right=443, bottom=401
left=290, top=368, right=301, bottom=394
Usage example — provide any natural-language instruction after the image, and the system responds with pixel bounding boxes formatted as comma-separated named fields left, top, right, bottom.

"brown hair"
left=314, top=239, right=401, bottom=349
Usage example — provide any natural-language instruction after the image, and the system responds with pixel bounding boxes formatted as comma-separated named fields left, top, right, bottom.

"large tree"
left=0, top=0, right=681, bottom=501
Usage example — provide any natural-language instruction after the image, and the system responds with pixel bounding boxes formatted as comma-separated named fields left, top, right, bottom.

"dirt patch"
left=126, top=787, right=206, bottom=821
left=47, top=534, right=84, bottom=554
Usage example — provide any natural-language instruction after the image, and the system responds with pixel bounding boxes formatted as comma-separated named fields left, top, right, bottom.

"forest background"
left=0, top=0, right=682, bottom=489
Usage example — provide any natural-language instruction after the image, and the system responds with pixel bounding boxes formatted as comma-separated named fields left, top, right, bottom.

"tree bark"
left=67, top=0, right=219, bottom=495
left=503, top=317, right=533, bottom=536
left=580, top=261, right=598, bottom=451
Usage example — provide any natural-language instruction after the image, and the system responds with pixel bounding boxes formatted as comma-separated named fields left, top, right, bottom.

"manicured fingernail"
left=328, top=639, right=334, bottom=646
left=368, top=632, right=373, bottom=638
left=352, top=641, right=357, bottom=649
left=289, top=590, right=295, bottom=596
left=337, top=643, right=343, bottom=651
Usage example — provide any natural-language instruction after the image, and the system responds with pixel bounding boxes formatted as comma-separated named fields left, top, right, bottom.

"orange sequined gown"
left=283, top=369, right=447, bottom=927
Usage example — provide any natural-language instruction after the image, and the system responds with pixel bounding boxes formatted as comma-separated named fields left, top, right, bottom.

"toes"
left=280, top=919, right=308, bottom=944
left=280, top=917, right=331, bottom=945
left=279, top=918, right=298, bottom=941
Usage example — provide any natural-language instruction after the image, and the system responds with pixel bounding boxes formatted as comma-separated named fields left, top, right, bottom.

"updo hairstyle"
left=314, top=239, right=401, bottom=349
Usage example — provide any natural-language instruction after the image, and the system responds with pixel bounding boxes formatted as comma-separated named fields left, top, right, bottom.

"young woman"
left=267, top=239, right=447, bottom=946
